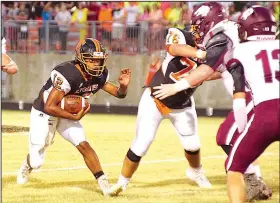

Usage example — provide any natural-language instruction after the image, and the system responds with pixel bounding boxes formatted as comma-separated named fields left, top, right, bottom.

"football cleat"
left=97, top=175, right=110, bottom=196
left=245, top=174, right=272, bottom=201
left=17, top=159, right=33, bottom=185
left=108, top=183, right=126, bottom=197
left=186, top=167, right=212, bottom=188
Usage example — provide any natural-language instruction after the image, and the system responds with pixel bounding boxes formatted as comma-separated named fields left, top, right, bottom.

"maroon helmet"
left=238, top=6, right=277, bottom=41
left=190, top=2, right=226, bottom=44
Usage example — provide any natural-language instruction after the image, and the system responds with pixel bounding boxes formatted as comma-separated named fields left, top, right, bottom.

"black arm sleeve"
left=204, top=33, right=228, bottom=71
left=227, top=59, right=246, bottom=94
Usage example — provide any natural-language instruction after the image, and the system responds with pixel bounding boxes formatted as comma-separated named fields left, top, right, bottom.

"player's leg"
left=56, top=119, right=109, bottom=196
left=169, top=97, right=211, bottom=188
left=17, top=107, right=57, bottom=184
left=226, top=99, right=280, bottom=203
left=109, top=89, right=163, bottom=196
left=217, top=94, right=272, bottom=200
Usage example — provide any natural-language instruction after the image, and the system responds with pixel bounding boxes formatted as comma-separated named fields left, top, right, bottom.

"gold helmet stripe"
left=90, top=38, right=101, bottom=52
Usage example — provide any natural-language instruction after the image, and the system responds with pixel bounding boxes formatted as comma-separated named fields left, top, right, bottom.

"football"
left=60, top=95, right=89, bottom=114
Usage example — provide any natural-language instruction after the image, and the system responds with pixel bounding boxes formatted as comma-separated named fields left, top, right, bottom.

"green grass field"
left=2, top=110, right=279, bottom=203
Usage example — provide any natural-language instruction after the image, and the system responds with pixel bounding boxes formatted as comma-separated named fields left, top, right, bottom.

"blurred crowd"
left=1, top=1, right=279, bottom=53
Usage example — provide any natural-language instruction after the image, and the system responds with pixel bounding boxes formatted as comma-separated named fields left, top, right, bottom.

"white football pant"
left=28, top=107, right=86, bottom=169
left=130, top=89, right=201, bottom=157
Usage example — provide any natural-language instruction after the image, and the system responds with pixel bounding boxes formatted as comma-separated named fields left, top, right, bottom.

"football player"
left=224, top=6, right=279, bottom=203
left=1, top=37, right=18, bottom=75
left=153, top=2, right=272, bottom=201
left=108, top=28, right=212, bottom=197
left=16, top=38, right=131, bottom=196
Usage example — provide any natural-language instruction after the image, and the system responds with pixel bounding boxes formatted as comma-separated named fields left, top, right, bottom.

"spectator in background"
left=71, top=2, right=88, bottom=41
left=167, top=2, right=182, bottom=27
left=98, top=3, right=112, bottom=50
left=39, top=2, right=52, bottom=51
left=6, top=2, right=19, bottom=51
left=138, top=5, right=150, bottom=21
left=178, top=5, right=190, bottom=30
left=148, top=3, right=166, bottom=51
left=148, top=3, right=165, bottom=29
left=138, top=5, right=150, bottom=52
left=111, top=2, right=126, bottom=52
left=87, top=2, right=100, bottom=22
left=29, top=2, right=43, bottom=20
left=125, top=2, right=140, bottom=53
left=2, top=3, right=7, bottom=19
left=15, top=2, right=29, bottom=52
left=161, top=2, right=171, bottom=20
left=55, top=2, right=71, bottom=52
left=87, top=2, right=101, bottom=39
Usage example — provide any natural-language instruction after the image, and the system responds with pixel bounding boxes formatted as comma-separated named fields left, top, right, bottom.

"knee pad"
left=181, top=135, right=201, bottom=152
left=126, top=148, right=142, bottom=163
left=185, top=149, right=200, bottom=155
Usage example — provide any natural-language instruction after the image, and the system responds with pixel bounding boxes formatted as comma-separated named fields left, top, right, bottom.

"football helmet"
left=190, top=2, right=226, bottom=44
left=75, top=38, right=108, bottom=77
left=238, top=6, right=277, bottom=41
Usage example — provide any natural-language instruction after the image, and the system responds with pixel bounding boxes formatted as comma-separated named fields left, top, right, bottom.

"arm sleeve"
left=204, top=33, right=228, bottom=71
left=226, top=59, right=246, bottom=94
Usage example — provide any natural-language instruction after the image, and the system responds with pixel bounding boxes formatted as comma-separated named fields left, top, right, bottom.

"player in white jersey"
left=152, top=2, right=273, bottom=200
left=223, top=6, right=279, bottom=203
left=1, top=37, right=18, bottom=75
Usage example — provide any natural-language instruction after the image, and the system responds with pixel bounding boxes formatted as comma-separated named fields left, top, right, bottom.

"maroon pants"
left=225, top=99, right=280, bottom=173
left=216, top=92, right=254, bottom=146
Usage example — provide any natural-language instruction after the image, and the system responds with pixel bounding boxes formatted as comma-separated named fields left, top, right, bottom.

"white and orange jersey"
left=226, top=40, right=279, bottom=105
left=2, top=37, right=7, bottom=54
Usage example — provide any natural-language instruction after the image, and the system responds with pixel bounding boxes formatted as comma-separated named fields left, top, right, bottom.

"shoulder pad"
left=206, top=33, right=228, bottom=49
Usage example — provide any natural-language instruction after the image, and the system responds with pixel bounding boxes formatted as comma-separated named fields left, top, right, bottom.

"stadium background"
left=1, top=1, right=279, bottom=115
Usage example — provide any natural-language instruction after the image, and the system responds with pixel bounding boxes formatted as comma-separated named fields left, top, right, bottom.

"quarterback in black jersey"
left=108, top=28, right=212, bottom=197
left=17, top=38, right=131, bottom=196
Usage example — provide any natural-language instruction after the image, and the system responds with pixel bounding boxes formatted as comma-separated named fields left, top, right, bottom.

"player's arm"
left=227, top=59, right=247, bottom=133
left=1, top=54, right=18, bottom=74
left=153, top=34, right=229, bottom=100
left=182, top=34, right=229, bottom=87
left=206, top=71, right=222, bottom=81
left=167, top=44, right=206, bottom=60
left=103, top=68, right=131, bottom=99
left=44, top=71, right=89, bottom=120
left=1, top=38, right=18, bottom=74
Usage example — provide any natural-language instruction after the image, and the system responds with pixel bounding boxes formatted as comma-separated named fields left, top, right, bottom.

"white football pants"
left=130, top=89, right=201, bottom=157
left=28, top=107, right=86, bottom=169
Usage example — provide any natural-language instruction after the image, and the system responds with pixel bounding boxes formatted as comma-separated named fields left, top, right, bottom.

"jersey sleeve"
left=204, top=33, right=228, bottom=71
left=106, top=72, right=109, bottom=82
left=50, top=70, right=72, bottom=94
left=2, top=37, right=6, bottom=54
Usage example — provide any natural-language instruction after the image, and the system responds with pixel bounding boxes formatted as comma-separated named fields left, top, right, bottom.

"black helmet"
left=75, top=38, right=108, bottom=77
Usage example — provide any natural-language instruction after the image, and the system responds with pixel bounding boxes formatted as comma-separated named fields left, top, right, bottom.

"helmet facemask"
left=78, top=52, right=108, bottom=77
left=190, top=24, right=201, bottom=45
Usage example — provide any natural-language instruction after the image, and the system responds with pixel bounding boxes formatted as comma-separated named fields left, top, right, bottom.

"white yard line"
left=2, top=152, right=276, bottom=176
